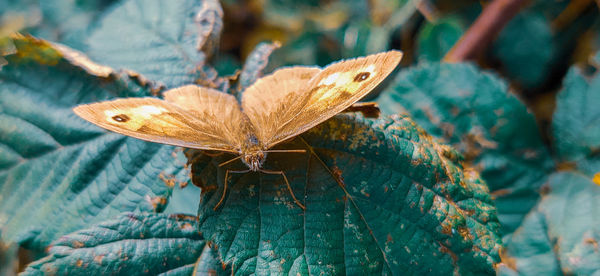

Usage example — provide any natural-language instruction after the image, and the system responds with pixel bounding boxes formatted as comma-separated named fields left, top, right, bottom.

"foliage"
left=0, top=35, right=186, bottom=250
left=377, top=62, right=554, bottom=233
left=23, top=213, right=210, bottom=275
left=498, top=59, right=600, bottom=275
left=1, top=0, right=599, bottom=275
left=188, top=113, right=501, bottom=275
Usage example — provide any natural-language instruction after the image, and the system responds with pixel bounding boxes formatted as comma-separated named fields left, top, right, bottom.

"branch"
left=443, top=0, right=530, bottom=63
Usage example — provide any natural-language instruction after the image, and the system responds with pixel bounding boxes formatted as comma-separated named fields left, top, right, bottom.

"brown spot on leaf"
left=181, top=223, right=194, bottom=230
left=146, top=195, right=167, bottom=210
left=457, top=226, right=474, bottom=241
left=499, top=248, right=518, bottom=270
left=171, top=214, right=199, bottom=221
left=159, top=172, right=176, bottom=188
left=72, top=241, right=84, bottom=248
left=331, top=166, right=345, bottom=187
left=585, top=237, right=599, bottom=252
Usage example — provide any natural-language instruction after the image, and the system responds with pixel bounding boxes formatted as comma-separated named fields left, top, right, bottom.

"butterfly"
left=73, top=50, right=403, bottom=210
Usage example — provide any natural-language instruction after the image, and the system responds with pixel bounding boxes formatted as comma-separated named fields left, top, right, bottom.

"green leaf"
left=492, top=11, right=555, bottom=89
left=553, top=66, right=600, bottom=169
left=0, top=0, right=117, bottom=51
left=22, top=213, right=205, bottom=275
left=188, top=113, right=502, bottom=275
left=195, top=0, right=223, bottom=58
left=238, top=41, right=281, bottom=92
left=501, top=172, right=600, bottom=275
left=417, top=16, right=466, bottom=62
left=193, top=244, right=231, bottom=275
left=377, top=62, right=554, bottom=233
left=164, top=184, right=202, bottom=216
left=34, top=0, right=118, bottom=50
left=0, top=36, right=183, bottom=250
left=86, top=0, right=220, bottom=88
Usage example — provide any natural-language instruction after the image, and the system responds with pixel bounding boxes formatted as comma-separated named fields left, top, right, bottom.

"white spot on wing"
left=137, top=105, right=167, bottom=115
left=320, top=72, right=340, bottom=85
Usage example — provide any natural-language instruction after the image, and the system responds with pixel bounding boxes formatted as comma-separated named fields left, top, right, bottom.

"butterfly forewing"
left=73, top=92, right=247, bottom=152
left=241, top=66, right=321, bottom=144
left=246, top=50, right=403, bottom=147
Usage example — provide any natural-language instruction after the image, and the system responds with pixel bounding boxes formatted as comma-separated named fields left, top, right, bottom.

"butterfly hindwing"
left=244, top=50, right=403, bottom=147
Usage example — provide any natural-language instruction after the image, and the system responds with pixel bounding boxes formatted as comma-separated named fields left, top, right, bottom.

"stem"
left=443, top=0, right=530, bottom=63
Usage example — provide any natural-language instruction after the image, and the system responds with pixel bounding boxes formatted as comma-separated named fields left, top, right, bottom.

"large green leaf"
left=22, top=213, right=207, bottom=275
left=188, top=113, right=502, bottom=275
left=377, top=62, right=554, bottom=233
left=553, top=66, right=600, bottom=170
left=0, top=36, right=184, bottom=250
left=34, top=0, right=119, bottom=50
left=0, top=0, right=117, bottom=51
left=86, top=0, right=221, bottom=88
left=500, top=172, right=600, bottom=275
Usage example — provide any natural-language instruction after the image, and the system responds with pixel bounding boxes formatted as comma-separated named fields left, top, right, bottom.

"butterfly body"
left=73, top=50, right=403, bottom=209
left=240, top=145, right=266, bottom=171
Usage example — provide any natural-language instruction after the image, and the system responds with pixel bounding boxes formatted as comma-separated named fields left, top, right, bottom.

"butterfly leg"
left=214, top=169, right=250, bottom=211
left=260, top=169, right=306, bottom=210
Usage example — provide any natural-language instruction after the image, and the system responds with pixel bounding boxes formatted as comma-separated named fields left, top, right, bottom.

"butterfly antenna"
left=219, top=155, right=242, bottom=167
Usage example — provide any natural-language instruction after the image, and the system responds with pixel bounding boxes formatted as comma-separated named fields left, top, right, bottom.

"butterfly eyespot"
left=112, top=114, right=130, bottom=123
left=353, top=72, right=370, bottom=82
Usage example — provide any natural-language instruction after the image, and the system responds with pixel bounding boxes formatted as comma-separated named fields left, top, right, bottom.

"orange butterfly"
left=73, top=50, right=403, bottom=209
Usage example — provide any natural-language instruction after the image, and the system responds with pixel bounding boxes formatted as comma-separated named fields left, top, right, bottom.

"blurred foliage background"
left=2, top=0, right=599, bottom=126
left=1, top=0, right=600, bottom=275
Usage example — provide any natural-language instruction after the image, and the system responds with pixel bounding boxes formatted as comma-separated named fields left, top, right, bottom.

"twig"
left=443, top=0, right=530, bottom=63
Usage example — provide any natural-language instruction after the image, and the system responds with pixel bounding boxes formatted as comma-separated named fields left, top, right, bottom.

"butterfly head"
left=242, top=150, right=267, bottom=171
